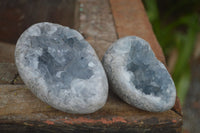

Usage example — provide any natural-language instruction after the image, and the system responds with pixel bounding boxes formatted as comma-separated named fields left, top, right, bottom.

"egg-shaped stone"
left=103, top=36, right=176, bottom=112
left=15, top=22, right=108, bottom=114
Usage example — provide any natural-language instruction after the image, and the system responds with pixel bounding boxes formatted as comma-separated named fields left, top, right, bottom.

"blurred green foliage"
left=143, top=0, right=200, bottom=104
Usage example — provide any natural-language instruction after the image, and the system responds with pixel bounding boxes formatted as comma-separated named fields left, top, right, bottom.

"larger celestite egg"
left=15, top=22, right=108, bottom=114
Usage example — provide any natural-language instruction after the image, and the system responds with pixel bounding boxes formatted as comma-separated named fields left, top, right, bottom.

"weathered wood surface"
left=0, top=42, right=15, bottom=63
left=0, top=0, right=77, bottom=44
left=0, top=0, right=182, bottom=132
left=110, top=0, right=165, bottom=64
left=0, top=85, right=182, bottom=133
left=0, top=42, right=23, bottom=84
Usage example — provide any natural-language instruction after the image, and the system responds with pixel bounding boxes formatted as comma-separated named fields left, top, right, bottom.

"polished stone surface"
left=15, top=22, right=108, bottom=114
left=103, top=36, right=176, bottom=112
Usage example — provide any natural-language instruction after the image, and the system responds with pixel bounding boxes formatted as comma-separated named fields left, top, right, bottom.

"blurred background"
left=143, top=0, right=200, bottom=132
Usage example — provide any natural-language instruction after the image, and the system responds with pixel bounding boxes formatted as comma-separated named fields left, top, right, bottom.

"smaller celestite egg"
left=103, top=36, right=176, bottom=112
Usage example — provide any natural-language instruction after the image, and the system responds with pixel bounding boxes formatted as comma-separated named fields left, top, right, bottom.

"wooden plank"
left=0, top=63, right=17, bottom=84
left=0, top=42, right=15, bottom=63
left=0, top=63, right=24, bottom=84
left=0, top=85, right=182, bottom=133
left=0, top=42, right=23, bottom=84
left=109, top=0, right=182, bottom=116
left=79, top=0, right=117, bottom=60
left=0, top=0, right=76, bottom=44
left=110, top=0, right=166, bottom=64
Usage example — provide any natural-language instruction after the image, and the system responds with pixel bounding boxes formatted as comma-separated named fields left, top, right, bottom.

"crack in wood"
left=10, top=73, right=19, bottom=85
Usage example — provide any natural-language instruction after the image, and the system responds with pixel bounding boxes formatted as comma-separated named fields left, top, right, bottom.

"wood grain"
left=0, top=85, right=182, bottom=132
left=0, top=0, right=76, bottom=44
left=110, top=0, right=166, bottom=64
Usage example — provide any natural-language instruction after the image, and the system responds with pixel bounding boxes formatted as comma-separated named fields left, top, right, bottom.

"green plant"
left=143, top=0, right=200, bottom=104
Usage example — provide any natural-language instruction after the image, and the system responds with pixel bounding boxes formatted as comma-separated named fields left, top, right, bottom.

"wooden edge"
left=0, top=85, right=182, bottom=132
left=109, top=0, right=182, bottom=115
left=0, top=42, right=15, bottom=63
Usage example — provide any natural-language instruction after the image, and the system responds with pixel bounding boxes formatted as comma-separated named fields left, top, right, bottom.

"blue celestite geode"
left=15, top=22, right=108, bottom=114
left=103, top=36, right=176, bottom=112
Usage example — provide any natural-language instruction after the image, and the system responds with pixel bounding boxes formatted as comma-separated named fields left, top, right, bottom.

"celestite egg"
left=15, top=22, right=108, bottom=114
left=103, top=36, right=176, bottom=112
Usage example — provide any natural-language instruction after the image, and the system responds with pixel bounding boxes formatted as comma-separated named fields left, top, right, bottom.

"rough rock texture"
left=103, top=36, right=176, bottom=112
left=15, top=22, right=108, bottom=114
